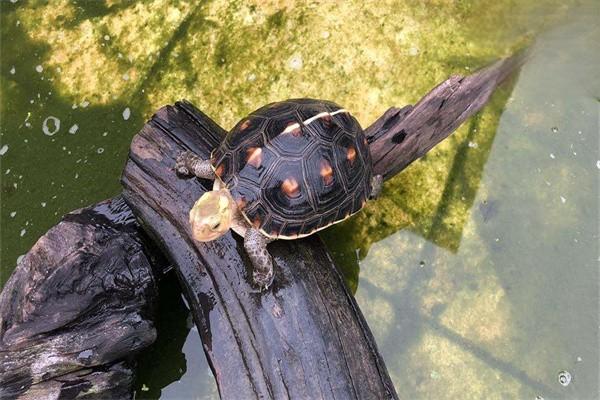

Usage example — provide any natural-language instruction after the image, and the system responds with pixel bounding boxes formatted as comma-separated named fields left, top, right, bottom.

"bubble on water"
left=80, top=100, right=90, bottom=108
left=68, top=124, right=79, bottom=134
left=122, top=107, right=131, bottom=120
left=10, top=0, right=18, bottom=3
left=0, top=145, right=8, bottom=156
left=41, top=202, right=46, bottom=207
left=42, top=116, right=60, bottom=136
left=122, top=73, right=129, bottom=81
left=560, top=196, right=566, bottom=204
left=247, top=73, right=256, bottom=82
left=141, top=384, right=149, bottom=392
left=20, top=229, right=26, bottom=237
left=97, top=147, right=105, bottom=154
left=558, top=370, right=572, bottom=386
left=551, top=127, right=558, bottom=133
left=596, top=160, right=600, bottom=169
left=576, top=356, right=582, bottom=362
left=419, top=260, right=425, bottom=268
left=550, top=153, right=555, bottom=159
left=102, top=131, right=108, bottom=137
left=10, top=211, right=16, bottom=218
left=10, top=66, right=15, bottom=75
left=409, top=46, right=419, bottom=56
left=321, top=31, right=330, bottom=39
left=468, top=141, right=478, bottom=148
left=35, top=65, right=43, bottom=73
left=104, top=35, right=110, bottom=41
left=288, top=54, right=303, bottom=70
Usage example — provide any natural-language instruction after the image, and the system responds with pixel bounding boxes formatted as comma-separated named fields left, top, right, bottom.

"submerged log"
left=0, top=197, right=159, bottom=399
left=121, top=53, right=523, bottom=400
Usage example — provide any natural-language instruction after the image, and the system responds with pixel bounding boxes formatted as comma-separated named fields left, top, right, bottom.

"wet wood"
left=121, top=102, right=398, bottom=399
left=0, top=197, right=159, bottom=399
left=119, top=52, right=523, bottom=400
left=367, top=52, right=526, bottom=179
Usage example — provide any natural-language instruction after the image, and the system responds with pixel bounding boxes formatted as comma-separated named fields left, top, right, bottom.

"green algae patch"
left=2, top=1, right=595, bottom=399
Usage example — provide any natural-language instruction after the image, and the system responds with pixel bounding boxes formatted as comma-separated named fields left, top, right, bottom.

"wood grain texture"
left=366, top=52, right=526, bottom=179
left=0, top=197, right=158, bottom=399
left=121, top=102, right=398, bottom=400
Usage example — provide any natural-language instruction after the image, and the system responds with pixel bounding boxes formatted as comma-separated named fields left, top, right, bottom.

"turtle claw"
left=253, top=268, right=274, bottom=291
left=175, top=151, right=192, bottom=176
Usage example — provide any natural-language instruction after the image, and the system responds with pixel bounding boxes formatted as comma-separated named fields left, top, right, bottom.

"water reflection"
left=135, top=274, right=218, bottom=399
left=354, top=5, right=599, bottom=398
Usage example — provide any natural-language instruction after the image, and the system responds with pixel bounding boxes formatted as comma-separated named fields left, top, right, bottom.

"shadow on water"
left=2, top=0, right=596, bottom=399
left=323, top=81, right=517, bottom=294
left=134, top=274, right=190, bottom=399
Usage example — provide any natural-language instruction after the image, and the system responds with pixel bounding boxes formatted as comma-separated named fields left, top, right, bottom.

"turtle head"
left=189, top=189, right=233, bottom=241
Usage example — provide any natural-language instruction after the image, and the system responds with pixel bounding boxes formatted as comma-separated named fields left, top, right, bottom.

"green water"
left=1, top=1, right=598, bottom=399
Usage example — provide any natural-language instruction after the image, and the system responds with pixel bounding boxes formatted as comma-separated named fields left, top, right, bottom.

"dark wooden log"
left=0, top=197, right=159, bottom=399
left=119, top=51, right=523, bottom=400
left=367, top=52, right=526, bottom=179
left=121, top=103, right=398, bottom=400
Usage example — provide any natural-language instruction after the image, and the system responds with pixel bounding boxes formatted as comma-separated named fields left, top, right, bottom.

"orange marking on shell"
left=246, top=147, right=262, bottom=168
left=361, top=198, right=367, bottom=207
left=215, top=164, right=224, bottom=177
left=281, top=178, right=300, bottom=198
left=253, top=218, right=261, bottom=228
left=271, top=230, right=278, bottom=236
left=240, top=120, right=251, bottom=131
left=347, top=146, right=357, bottom=164
left=320, top=159, right=333, bottom=185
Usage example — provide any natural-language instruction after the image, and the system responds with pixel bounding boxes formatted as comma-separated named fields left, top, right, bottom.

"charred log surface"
left=366, top=52, right=526, bottom=179
left=121, top=102, right=398, bottom=400
left=0, top=197, right=158, bottom=399
left=120, top=53, right=524, bottom=400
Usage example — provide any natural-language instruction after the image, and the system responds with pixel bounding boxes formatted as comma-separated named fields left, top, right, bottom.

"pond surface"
left=1, top=1, right=598, bottom=399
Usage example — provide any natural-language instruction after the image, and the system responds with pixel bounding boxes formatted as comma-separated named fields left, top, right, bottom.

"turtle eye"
left=211, top=221, right=221, bottom=230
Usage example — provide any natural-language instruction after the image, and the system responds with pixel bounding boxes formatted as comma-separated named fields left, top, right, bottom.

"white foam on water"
left=42, top=116, right=60, bottom=136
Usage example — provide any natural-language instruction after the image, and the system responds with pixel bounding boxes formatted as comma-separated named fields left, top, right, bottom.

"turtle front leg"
left=175, top=150, right=215, bottom=180
left=369, top=174, right=384, bottom=199
left=243, top=227, right=274, bottom=290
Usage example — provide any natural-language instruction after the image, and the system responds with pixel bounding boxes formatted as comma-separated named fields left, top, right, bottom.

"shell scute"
left=214, top=99, right=372, bottom=238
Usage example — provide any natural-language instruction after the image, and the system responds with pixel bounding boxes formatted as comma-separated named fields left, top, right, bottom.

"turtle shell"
left=211, top=98, right=372, bottom=239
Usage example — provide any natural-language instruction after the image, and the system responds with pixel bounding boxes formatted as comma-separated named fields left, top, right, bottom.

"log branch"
left=0, top=197, right=159, bottom=399
left=367, top=52, right=526, bottom=179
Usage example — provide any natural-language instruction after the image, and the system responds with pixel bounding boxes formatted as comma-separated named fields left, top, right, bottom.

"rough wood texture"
left=367, top=52, right=526, bottom=179
left=121, top=102, right=398, bottom=400
left=0, top=197, right=158, bottom=399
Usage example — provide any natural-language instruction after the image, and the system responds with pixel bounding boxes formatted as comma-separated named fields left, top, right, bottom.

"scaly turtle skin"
left=176, top=98, right=382, bottom=290
left=212, top=98, right=373, bottom=239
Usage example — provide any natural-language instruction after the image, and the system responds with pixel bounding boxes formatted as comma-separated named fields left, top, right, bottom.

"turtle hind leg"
left=369, top=174, right=384, bottom=199
left=175, top=150, right=215, bottom=180
left=243, top=227, right=274, bottom=290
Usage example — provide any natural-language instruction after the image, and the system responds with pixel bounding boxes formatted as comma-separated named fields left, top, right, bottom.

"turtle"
left=175, top=98, right=383, bottom=289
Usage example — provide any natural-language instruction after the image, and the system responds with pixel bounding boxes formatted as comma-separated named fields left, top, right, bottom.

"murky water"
left=1, top=1, right=598, bottom=399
